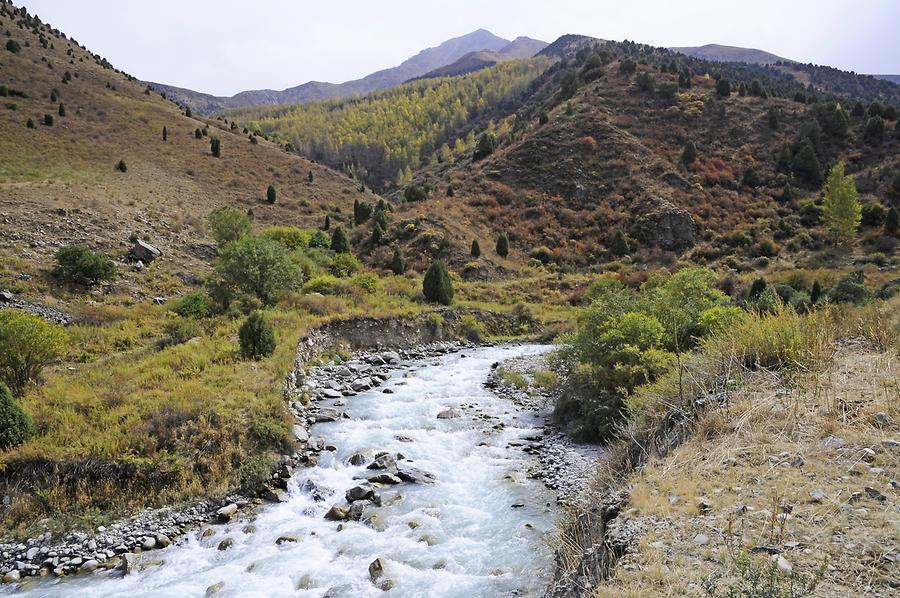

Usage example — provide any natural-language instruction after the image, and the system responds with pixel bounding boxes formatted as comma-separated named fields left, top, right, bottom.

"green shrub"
left=423, top=259, right=453, bottom=305
left=310, top=230, right=331, bottom=249
left=303, top=274, right=342, bottom=295
left=173, top=293, right=211, bottom=318
left=261, top=226, right=310, bottom=250
left=208, top=206, right=252, bottom=247
left=0, top=310, right=67, bottom=396
left=239, top=312, right=276, bottom=360
left=470, top=239, right=481, bottom=258
left=329, top=252, right=362, bottom=278
left=496, top=232, right=509, bottom=257
left=681, top=140, right=697, bottom=165
left=115, top=159, right=127, bottom=172
left=473, top=132, right=495, bottom=160
left=610, top=230, right=630, bottom=256
left=160, top=317, right=199, bottom=348
left=266, top=184, right=276, bottom=204
left=390, top=243, right=406, bottom=274
left=54, top=245, right=116, bottom=286
left=829, top=272, right=869, bottom=304
left=210, top=236, right=303, bottom=306
left=403, top=184, right=428, bottom=203
left=458, top=314, right=486, bottom=342
left=350, top=273, right=378, bottom=294
left=5, top=40, right=21, bottom=53
left=330, top=226, right=350, bottom=253
left=0, top=383, right=34, bottom=450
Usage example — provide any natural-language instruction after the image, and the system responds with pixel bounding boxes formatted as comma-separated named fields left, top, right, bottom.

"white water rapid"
left=23, top=344, right=560, bottom=598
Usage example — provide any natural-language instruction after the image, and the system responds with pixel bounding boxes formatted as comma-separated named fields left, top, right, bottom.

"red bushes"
left=690, top=157, right=736, bottom=186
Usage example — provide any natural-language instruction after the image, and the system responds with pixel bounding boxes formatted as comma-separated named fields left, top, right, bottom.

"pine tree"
left=210, top=138, right=221, bottom=158
left=26, top=118, right=34, bottom=129
left=195, top=128, right=202, bottom=139
left=390, top=243, right=406, bottom=274
left=323, top=214, right=331, bottom=231
left=185, top=106, right=192, bottom=118
left=308, top=170, right=314, bottom=183
left=610, top=230, right=630, bottom=256
left=496, top=232, right=509, bottom=257
left=446, top=184, right=454, bottom=197
left=330, top=226, right=350, bottom=253
left=681, top=140, right=697, bottom=165
left=162, top=126, right=167, bottom=142
left=371, top=221, right=384, bottom=245
left=116, top=159, right=127, bottom=173
left=539, top=111, right=549, bottom=125
left=864, top=116, right=885, bottom=144
left=885, top=207, right=899, bottom=235
left=470, top=239, right=481, bottom=258
left=43, top=114, right=53, bottom=126
left=715, top=78, right=731, bottom=97
left=266, top=184, right=276, bottom=204
left=0, top=383, right=34, bottom=450
left=423, top=259, right=453, bottom=305
left=742, top=167, right=762, bottom=188
left=821, top=161, right=861, bottom=244
left=810, top=280, right=823, bottom=304
left=57, top=103, right=65, bottom=116
left=238, top=312, right=276, bottom=359
left=791, top=139, right=821, bottom=186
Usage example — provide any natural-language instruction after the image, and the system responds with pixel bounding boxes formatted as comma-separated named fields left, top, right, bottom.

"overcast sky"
left=24, top=0, right=900, bottom=96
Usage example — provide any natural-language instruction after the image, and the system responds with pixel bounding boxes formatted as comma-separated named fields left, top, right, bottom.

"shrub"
left=390, top=243, right=406, bottom=274
left=329, top=252, right=362, bottom=277
left=208, top=206, right=252, bottom=247
left=538, top=111, right=549, bottom=125
left=211, top=236, right=303, bottom=306
left=496, top=232, right=509, bottom=257
left=43, top=113, right=53, bottom=126
left=162, top=126, right=167, bottom=141
left=350, top=273, right=379, bottom=294
left=57, top=103, right=65, bottom=117
left=529, top=245, right=555, bottom=264
left=160, top=317, right=199, bottom=348
left=266, top=184, right=276, bottom=204
left=54, top=245, right=116, bottom=285
left=195, top=128, right=202, bottom=139
left=635, top=71, right=655, bottom=93
left=423, top=259, right=453, bottom=305
left=681, top=140, right=697, bottom=165
left=116, top=159, right=127, bottom=172
left=330, top=226, right=350, bottom=253
left=403, top=184, right=428, bottom=203
left=5, top=40, right=20, bottom=53
left=741, top=167, right=762, bottom=188
left=715, top=78, right=731, bottom=97
left=610, top=230, right=630, bottom=257
left=26, top=118, right=34, bottom=129
left=863, top=116, right=885, bottom=144
left=886, top=207, right=899, bottom=235
left=0, top=311, right=67, bottom=396
left=829, top=272, right=869, bottom=304
left=173, top=293, right=211, bottom=318
left=261, top=226, right=310, bottom=250
left=458, top=314, right=486, bottom=343
left=0, top=383, right=34, bottom=450
left=239, top=312, right=276, bottom=359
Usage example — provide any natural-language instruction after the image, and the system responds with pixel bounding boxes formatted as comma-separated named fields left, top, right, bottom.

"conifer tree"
left=390, top=243, right=406, bottom=274
left=470, top=239, right=481, bottom=258
left=371, top=221, right=384, bottom=245
left=195, top=128, right=202, bottom=139
left=496, top=232, right=509, bottom=257
left=810, top=280, right=823, bottom=304
left=266, top=184, right=276, bottom=204
left=610, top=230, right=630, bottom=256
left=681, top=140, right=697, bottom=165
left=26, top=118, right=34, bottom=129
left=423, top=259, right=453, bottom=305
left=884, top=206, right=899, bottom=235
left=57, top=103, right=64, bottom=116
left=821, top=161, right=861, bottom=244
left=162, top=126, right=167, bottom=142
left=210, top=137, right=221, bottom=158
left=323, top=214, right=331, bottom=231
left=330, top=226, right=350, bottom=253
left=308, top=170, right=314, bottom=183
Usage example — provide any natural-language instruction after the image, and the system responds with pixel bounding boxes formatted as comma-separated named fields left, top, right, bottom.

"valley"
left=0, top=1, right=898, bottom=596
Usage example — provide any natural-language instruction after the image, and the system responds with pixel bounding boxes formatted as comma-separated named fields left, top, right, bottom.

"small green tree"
left=390, top=243, right=406, bottom=274
left=208, top=206, right=251, bottom=247
left=211, top=236, right=302, bottom=306
left=307, top=170, right=314, bottom=183
left=496, top=232, right=509, bottom=257
left=0, top=383, right=35, bottom=449
left=446, top=184, right=454, bottom=197
left=57, top=103, right=65, bottom=117
left=371, top=221, right=385, bottom=245
left=681, top=140, right=697, bottom=165
left=162, top=126, right=167, bottom=142
left=715, top=78, right=731, bottom=97
left=470, top=239, right=481, bottom=258
left=810, top=280, right=823, bottom=304
left=266, top=184, right=276, bottom=204
left=538, top=111, right=549, bottom=125
left=323, top=214, right=331, bottom=231
left=423, top=259, right=453, bottom=305
left=741, top=167, right=762, bottom=188
left=5, top=40, right=21, bottom=53
left=116, top=159, right=127, bottom=172
left=821, top=161, right=861, bottom=244
left=195, top=128, right=202, bottom=139
left=885, top=207, right=899, bottom=235
left=863, top=116, right=885, bottom=144
left=43, top=114, right=53, bottom=126
left=55, top=245, right=116, bottom=285
left=791, top=139, right=821, bottom=186
left=0, top=311, right=67, bottom=397
left=239, top=312, right=276, bottom=359
left=330, top=226, right=350, bottom=253
left=610, top=230, right=630, bottom=256
left=210, top=137, right=221, bottom=158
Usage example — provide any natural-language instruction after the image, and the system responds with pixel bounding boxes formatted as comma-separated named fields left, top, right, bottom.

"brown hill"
left=0, top=3, right=374, bottom=300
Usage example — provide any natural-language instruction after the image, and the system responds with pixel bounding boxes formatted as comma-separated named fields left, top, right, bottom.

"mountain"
left=149, top=29, right=515, bottom=114
left=413, top=36, right=548, bottom=80
left=670, top=43, right=792, bottom=65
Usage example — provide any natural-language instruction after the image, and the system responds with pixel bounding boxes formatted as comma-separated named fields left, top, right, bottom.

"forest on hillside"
left=228, top=58, right=551, bottom=190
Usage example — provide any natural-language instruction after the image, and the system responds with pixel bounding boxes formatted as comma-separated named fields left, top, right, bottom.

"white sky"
left=23, top=0, right=900, bottom=96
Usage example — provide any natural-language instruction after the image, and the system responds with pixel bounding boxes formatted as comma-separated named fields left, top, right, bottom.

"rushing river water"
left=23, top=344, right=559, bottom=598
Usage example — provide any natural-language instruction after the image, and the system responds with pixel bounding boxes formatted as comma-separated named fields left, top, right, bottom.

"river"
left=21, top=344, right=560, bottom=598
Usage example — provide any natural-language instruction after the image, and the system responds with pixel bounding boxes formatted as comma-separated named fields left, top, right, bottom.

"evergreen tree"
left=864, top=116, right=885, bottom=144
left=162, top=126, right=167, bottom=142
left=238, top=312, right=276, bottom=360
left=496, top=232, right=509, bottom=257
left=423, top=259, right=453, bottom=305
left=767, top=107, right=780, bottom=129
left=389, top=243, right=406, bottom=274
left=26, top=118, right=34, bottom=129
left=791, top=139, right=821, bottom=186
left=116, top=159, right=127, bottom=173
left=742, top=167, right=762, bottom=188
left=851, top=101, right=865, bottom=117
left=470, top=239, right=481, bottom=258
left=330, top=226, right=350, bottom=253
left=57, top=103, right=65, bottom=116
left=185, top=106, right=192, bottom=118
left=810, top=280, right=823, bottom=304
left=681, top=140, right=697, bottom=165
left=323, top=214, right=331, bottom=231
left=371, top=221, right=384, bottom=245
left=446, top=184, right=454, bottom=197
left=0, top=383, right=34, bottom=450
left=473, top=132, right=496, bottom=160
left=715, top=78, right=731, bottom=97
left=308, top=170, right=314, bottom=183
left=195, top=128, right=202, bottom=139
left=748, top=277, right=767, bottom=299
left=266, top=184, right=276, bottom=204
left=538, top=111, right=549, bottom=125
left=821, top=161, right=861, bottom=244
left=610, top=230, right=630, bottom=256
left=210, top=137, right=221, bottom=158
left=885, top=207, right=899, bottom=235
left=43, top=114, right=53, bottom=126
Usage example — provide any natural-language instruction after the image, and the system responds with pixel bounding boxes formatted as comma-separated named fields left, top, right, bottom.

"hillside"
left=671, top=43, right=792, bottom=65
left=149, top=29, right=515, bottom=115
left=414, top=36, right=548, bottom=80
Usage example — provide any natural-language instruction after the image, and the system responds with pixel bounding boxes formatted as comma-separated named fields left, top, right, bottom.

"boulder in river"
left=121, top=553, right=141, bottom=575
left=216, top=503, right=239, bottom=522
left=397, top=464, right=435, bottom=484
left=217, top=538, right=234, bottom=551
left=346, top=484, right=375, bottom=502
left=348, top=452, right=368, bottom=466
left=369, top=557, right=386, bottom=581
left=367, top=454, right=397, bottom=470
left=437, top=408, right=461, bottom=419
left=325, top=504, right=349, bottom=521
left=367, top=472, right=402, bottom=485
